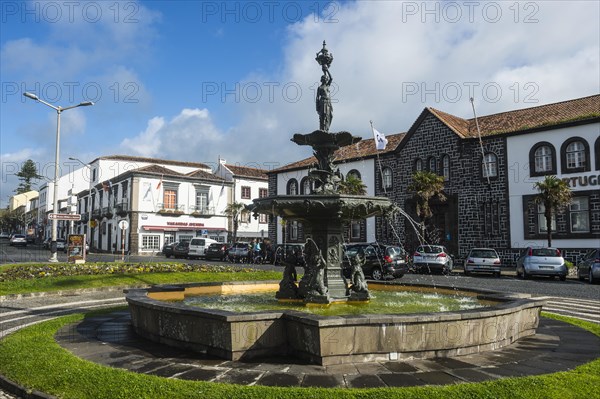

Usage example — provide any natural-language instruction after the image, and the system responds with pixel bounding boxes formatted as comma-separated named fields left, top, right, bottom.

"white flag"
left=372, top=125, right=388, bottom=151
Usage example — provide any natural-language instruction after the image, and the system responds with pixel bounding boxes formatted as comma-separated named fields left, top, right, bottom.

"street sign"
left=118, top=220, right=129, bottom=230
left=48, top=213, right=81, bottom=221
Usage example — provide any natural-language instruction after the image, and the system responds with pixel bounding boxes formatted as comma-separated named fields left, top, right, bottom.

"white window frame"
left=442, top=155, right=450, bottom=181
left=570, top=197, right=589, bottom=233
left=141, top=234, right=161, bottom=251
left=382, top=167, right=393, bottom=189
left=351, top=221, right=361, bottom=240
left=482, top=153, right=498, bottom=178
left=534, top=145, right=552, bottom=173
left=566, top=141, right=585, bottom=169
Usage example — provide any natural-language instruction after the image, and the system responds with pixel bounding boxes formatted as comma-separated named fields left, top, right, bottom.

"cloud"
left=120, top=108, right=223, bottom=161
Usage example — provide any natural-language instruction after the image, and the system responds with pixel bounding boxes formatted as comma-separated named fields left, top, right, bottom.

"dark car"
left=342, top=243, right=409, bottom=280
left=162, top=241, right=178, bottom=258
left=205, top=243, right=228, bottom=261
left=577, top=248, right=600, bottom=284
left=172, top=241, right=190, bottom=259
left=26, top=235, right=36, bottom=244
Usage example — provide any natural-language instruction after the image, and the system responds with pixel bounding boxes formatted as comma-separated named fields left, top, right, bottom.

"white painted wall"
left=506, top=123, right=599, bottom=248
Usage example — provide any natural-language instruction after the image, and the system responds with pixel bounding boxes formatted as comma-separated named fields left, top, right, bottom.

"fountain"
left=126, top=41, right=545, bottom=366
left=251, top=40, right=396, bottom=304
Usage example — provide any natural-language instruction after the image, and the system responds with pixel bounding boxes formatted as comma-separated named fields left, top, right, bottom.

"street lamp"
left=23, top=92, right=94, bottom=262
left=68, top=157, right=94, bottom=246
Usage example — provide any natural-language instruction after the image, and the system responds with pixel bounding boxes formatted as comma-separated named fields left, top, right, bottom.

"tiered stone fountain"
left=251, top=40, right=396, bottom=304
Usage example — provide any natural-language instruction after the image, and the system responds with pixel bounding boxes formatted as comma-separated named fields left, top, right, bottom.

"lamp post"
left=68, top=157, right=93, bottom=243
left=23, top=92, right=94, bottom=262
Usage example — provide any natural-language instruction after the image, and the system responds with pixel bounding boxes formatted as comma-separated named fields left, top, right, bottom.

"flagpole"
left=470, top=97, right=490, bottom=186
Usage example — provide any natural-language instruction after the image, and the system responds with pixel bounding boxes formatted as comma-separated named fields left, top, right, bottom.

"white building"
left=74, top=155, right=232, bottom=254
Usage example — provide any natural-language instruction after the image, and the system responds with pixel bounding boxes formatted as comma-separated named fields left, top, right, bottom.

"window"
left=179, top=234, right=193, bottom=242
left=141, top=235, right=160, bottom=250
left=287, top=179, right=298, bottom=195
left=163, top=189, right=177, bottom=209
left=566, top=141, right=586, bottom=169
left=595, top=136, right=600, bottom=170
left=428, top=157, right=436, bottom=173
left=241, top=186, right=251, bottom=199
left=259, top=188, right=268, bottom=198
left=570, top=197, right=589, bottom=233
left=414, top=158, right=422, bottom=172
left=350, top=221, right=361, bottom=240
left=347, top=169, right=361, bottom=180
left=382, top=167, right=393, bottom=189
left=537, top=203, right=556, bottom=234
left=122, top=181, right=128, bottom=199
left=290, top=221, right=298, bottom=240
left=195, top=190, right=209, bottom=212
left=259, top=213, right=268, bottom=224
left=92, top=169, right=97, bottom=182
left=300, top=177, right=312, bottom=195
left=534, top=145, right=553, bottom=173
left=561, top=137, right=590, bottom=173
left=482, top=153, right=498, bottom=179
left=442, top=155, right=450, bottom=181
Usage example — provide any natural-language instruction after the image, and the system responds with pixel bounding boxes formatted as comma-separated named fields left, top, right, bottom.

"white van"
left=187, top=237, right=218, bottom=259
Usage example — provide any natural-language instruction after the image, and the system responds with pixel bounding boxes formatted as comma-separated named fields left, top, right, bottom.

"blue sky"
left=1, top=0, right=599, bottom=207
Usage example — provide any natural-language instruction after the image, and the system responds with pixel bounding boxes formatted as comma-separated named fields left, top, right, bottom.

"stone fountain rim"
left=125, top=280, right=546, bottom=327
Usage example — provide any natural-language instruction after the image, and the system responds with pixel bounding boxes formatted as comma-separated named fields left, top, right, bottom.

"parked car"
left=9, top=234, right=27, bottom=247
left=162, top=241, right=178, bottom=258
left=413, top=245, right=453, bottom=274
left=516, top=247, right=567, bottom=281
left=55, top=239, right=66, bottom=251
left=227, top=242, right=251, bottom=262
left=342, top=243, right=409, bottom=280
left=205, top=243, right=229, bottom=261
left=187, top=237, right=218, bottom=259
left=0, top=231, right=10, bottom=239
left=172, top=241, right=190, bottom=259
left=42, top=237, right=51, bottom=249
left=577, top=248, right=600, bottom=284
left=26, top=235, right=36, bottom=244
left=464, top=248, right=502, bottom=277
left=272, top=243, right=305, bottom=266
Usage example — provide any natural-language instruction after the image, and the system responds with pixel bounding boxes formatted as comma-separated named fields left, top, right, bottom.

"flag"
left=156, top=175, right=163, bottom=190
left=372, top=125, right=388, bottom=151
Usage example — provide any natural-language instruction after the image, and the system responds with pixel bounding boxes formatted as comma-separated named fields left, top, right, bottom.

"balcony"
left=92, top=208, right=102, bottom=220
left=102, top=207, right=113, bottom=218
left=156, top=203, right=185, bottom=216
left=116, top=201, right=129, bottom=216
left=189, top=205, right=215, bottom=218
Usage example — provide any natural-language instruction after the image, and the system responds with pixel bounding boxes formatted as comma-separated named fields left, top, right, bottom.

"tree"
left=337, top=174, right=367, bottom=195
left=15, top=159, right=42, bottom=194
left=407, top=171, right=446, bottom=237
left=533, top=175, right=572, bottom=247
left=224, top=201, right=247, bottom=244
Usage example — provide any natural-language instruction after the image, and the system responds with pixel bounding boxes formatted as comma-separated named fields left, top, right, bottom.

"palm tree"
left=224, top=201, right=247, bottom=244
left=407, top=171, right=446, bottom=236
left=338, top=174, right=367, bottom=195
left=534, top=175, right=572, bottom=247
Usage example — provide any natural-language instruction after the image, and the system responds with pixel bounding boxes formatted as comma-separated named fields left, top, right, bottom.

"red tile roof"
left=271, top=132, right=406, bottom=173
left=225, top=164, right=268, bottom=180
left=92, top=155, right=211, bottom=169
left=429, top=94, right=600, bottom=138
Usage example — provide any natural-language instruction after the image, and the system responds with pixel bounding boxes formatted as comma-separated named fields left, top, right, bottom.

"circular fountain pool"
left=126, top=281, right=545, bottom=366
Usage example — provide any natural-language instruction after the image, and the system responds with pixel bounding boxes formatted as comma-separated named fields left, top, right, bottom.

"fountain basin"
left=126, top=281, right=544, bottom=365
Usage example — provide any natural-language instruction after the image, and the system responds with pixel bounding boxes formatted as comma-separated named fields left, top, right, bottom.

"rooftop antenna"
left=470, top=97, right=490, bottom=186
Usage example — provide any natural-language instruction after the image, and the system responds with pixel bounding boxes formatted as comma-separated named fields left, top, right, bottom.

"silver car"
left=413, top=245, right=453, bottom=274
left=464, top=248, right=502, bottom=277
left=577, top=249, right=600, bottom=284
left=516, top=247, right=567, bottom=281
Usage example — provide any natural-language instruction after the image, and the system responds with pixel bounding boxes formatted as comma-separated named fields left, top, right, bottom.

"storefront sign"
left=166, top=222, right=205, bottom=227
left=561, top=174, right=599, bottom=188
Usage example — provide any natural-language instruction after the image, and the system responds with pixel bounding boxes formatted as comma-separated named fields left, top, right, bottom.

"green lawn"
left=0, top=262, right=281, bottom=296
left=0, top=312, right=598, bottom=399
